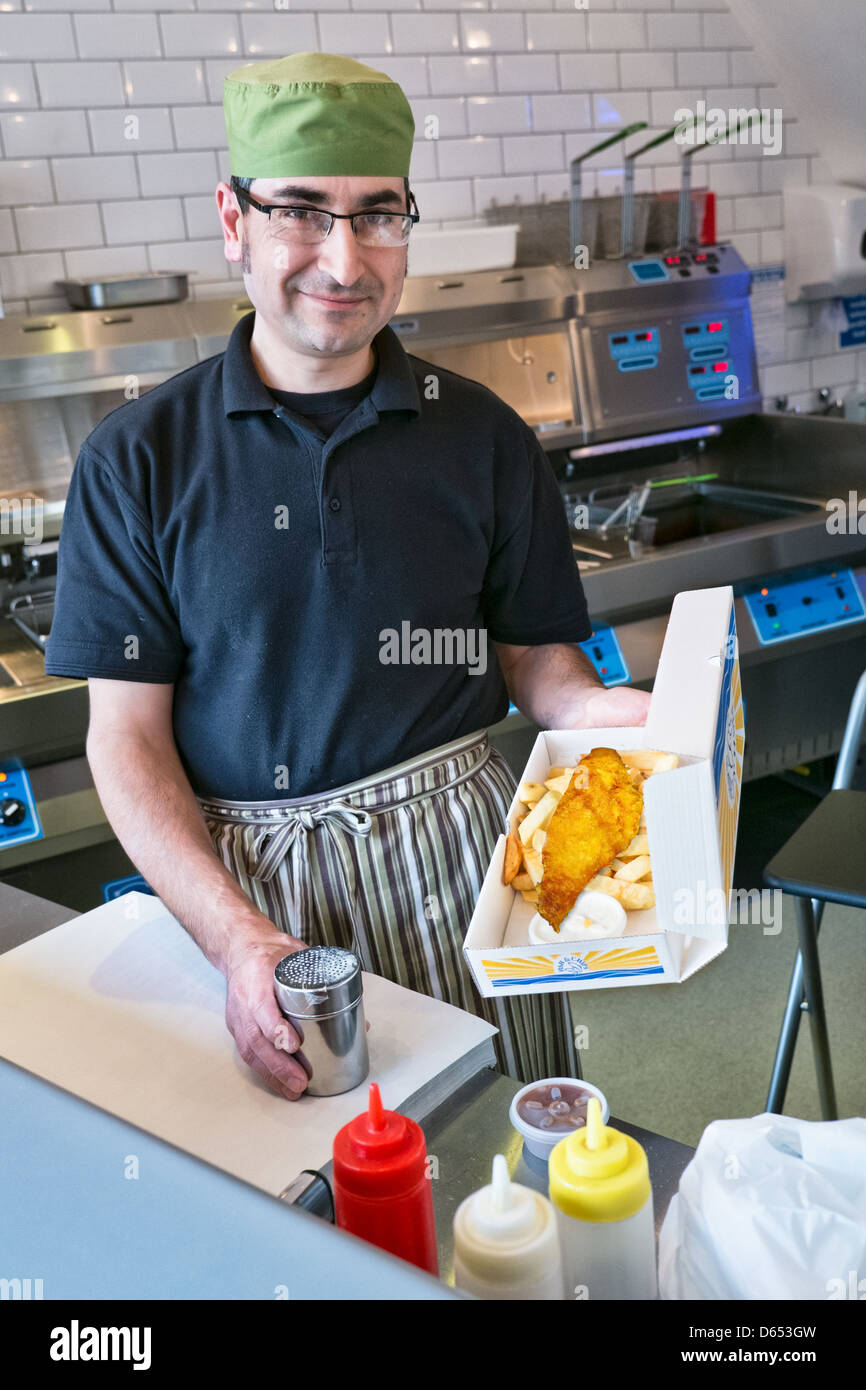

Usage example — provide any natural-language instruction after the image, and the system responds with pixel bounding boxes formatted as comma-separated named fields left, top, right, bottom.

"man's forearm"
left=86, top=732, right=281, bottom=974
left=502, top=643, right=604, bottom=728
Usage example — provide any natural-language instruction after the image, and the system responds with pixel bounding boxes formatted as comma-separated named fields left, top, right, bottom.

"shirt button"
left=328, top=497, right=342, bottom=513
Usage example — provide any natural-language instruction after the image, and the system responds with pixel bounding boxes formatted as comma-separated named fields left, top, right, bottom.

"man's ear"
left=216, top=181, right=244, bottom=264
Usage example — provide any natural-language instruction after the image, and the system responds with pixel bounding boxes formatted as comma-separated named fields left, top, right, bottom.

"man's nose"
left=313, top=216, right=367, bottom=286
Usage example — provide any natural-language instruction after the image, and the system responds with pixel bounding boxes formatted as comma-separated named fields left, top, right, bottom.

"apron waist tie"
left=250, top=799, right=373, bottom=884
left=198, top=733, right=493, bottom=944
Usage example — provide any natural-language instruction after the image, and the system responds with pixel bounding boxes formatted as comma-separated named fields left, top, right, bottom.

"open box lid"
left=644, top=586, right=744, bottom=942
left=644, top=587, right=738, bottom=761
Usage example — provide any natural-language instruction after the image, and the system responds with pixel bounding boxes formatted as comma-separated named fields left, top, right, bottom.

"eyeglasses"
left=234, top=188, right=420, bottom=248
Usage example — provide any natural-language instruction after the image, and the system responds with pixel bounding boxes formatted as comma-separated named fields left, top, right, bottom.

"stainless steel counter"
left=419, top=1065, right=694, bottom=1286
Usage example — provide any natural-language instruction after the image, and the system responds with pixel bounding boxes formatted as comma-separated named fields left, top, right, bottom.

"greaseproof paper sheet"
left=0, top=892, right=496, bottom=1196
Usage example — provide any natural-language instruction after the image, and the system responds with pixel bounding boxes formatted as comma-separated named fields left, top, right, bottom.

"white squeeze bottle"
left=453, top=1153, right=564, bottom=1300
left=548, top=1097, right=657, bottom=1301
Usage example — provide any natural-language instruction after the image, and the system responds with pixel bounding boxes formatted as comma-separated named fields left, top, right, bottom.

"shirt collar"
left=222, top=309, right=421, bottom=420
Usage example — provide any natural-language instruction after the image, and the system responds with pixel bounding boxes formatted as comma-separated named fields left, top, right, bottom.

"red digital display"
left=708, top=321, right=723, bottom=332
left=713, top=361, right=729, bottom=373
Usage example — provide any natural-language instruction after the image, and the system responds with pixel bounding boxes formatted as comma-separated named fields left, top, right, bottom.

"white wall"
left=0, top=0, right=863, bottom=409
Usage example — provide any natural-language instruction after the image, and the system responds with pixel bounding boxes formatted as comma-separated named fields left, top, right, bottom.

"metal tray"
left=57, top=273, right=189, bottom=310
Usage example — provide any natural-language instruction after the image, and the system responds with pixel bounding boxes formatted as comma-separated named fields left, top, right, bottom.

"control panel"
left=682, top=316, right=734, bottom=402
left=102, top=873, right=156, bottom=902
left=0, top=768, right=42, bottom=850
left=579, top=625, right=630, bottom=686
left=627, top=248, right=725, bottom=286
left=572, top=244, right=761, bottom=441
left=608, top=327, right=660, bottom=372
left=744, top=568, right=866, bottom=646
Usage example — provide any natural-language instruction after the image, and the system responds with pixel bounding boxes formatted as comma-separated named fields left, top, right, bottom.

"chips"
left=501, top=748, right=679, bottom=921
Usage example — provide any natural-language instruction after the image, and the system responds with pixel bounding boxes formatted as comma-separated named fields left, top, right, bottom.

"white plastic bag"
left=658, top=1113, right=866, bottom=1300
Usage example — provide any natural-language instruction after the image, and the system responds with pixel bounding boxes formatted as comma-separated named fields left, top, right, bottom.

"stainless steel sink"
left=0, top=605, right=57, bottom=693
left=566, top=479, right=824, bottom=562
left=640, top=481, right=821, bottom=546
left=8, top=593, right=54, bottom=650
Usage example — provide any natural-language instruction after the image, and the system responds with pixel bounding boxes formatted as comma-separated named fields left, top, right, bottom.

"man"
left=45, top=52, right=650, bottom=1096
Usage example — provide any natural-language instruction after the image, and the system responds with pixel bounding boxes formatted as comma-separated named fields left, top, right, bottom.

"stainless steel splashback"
left=0, top=299, right=254, bottom=529
left=0, top=303, right=197, bottom=401
left=391, top=264, right=571, bottom=345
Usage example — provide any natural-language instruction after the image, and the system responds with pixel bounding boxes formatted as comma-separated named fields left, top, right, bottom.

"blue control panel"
left=102, top=873, right=156, bottom=903
left=682, top=317, right=730, bottom=350
left=0, top=768, right=42, bottom=850
left=579, top=625, right=631, bottom=686
left=608, top=327, right=660, bottom=372
left=627, top=260, right=668, bottom=284
left=684, top=316, right=734, bottom=399
left=744, top=568, right=866, bottom=646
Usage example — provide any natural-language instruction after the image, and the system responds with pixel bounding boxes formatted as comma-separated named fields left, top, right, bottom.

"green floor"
left=568, top=894, right=865, bottom=1148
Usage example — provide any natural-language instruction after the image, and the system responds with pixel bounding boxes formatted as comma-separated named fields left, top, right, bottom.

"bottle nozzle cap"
left=345, top=1082, right=407, bottom=1157
left=586, top=1095, right=605, bottom=1150
left=368, top=1082, right=385, bottom=1132
left=548, top=1102, right=651, bottom=1222
left=470, top=1154, right=538, bottom=1241
left=490, top=1153, right=510, bottom=1213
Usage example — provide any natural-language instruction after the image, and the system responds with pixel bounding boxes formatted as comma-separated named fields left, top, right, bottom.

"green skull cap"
left=224, top=51, right=415, bottom=178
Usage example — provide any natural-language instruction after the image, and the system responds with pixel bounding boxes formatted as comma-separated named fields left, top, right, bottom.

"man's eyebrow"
left=261, top=185, right=404, bottom=208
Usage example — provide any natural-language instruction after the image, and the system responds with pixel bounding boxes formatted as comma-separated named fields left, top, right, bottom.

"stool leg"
left=766, top=950, right=805, bottom=1114
left=766, top=896, right=828, bottom=1114
left=794, top=896, right=838, bottom=1121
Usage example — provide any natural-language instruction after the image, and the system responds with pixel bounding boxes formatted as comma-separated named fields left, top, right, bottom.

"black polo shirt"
left=45, top=311, right=591, bottom=800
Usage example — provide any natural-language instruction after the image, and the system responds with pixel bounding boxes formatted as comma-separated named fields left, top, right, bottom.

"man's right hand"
left=224, top=929, right=311, bottom=1100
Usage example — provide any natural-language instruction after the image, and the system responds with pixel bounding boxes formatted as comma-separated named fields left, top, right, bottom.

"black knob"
left=1, top=798, right=26, bottom=827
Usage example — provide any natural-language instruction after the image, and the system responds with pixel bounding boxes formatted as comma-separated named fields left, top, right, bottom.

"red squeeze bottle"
left=332, top=1082, right=439, bottom=1275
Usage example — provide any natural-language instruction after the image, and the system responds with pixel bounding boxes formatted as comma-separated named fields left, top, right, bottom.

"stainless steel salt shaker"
left=273, top=947, right=369, bottom=1097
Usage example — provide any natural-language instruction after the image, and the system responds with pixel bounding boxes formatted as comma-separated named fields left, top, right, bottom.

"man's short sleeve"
left=44, top=444, right=186, bottom=681
left=482, top=422, right=592, bottom=645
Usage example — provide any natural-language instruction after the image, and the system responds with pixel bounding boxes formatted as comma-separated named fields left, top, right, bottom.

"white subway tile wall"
left=0, top=1, right=858, bottom=406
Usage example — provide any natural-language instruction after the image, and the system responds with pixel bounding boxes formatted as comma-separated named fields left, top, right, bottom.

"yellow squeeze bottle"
left=548, top=1097, right=657, bottom=1301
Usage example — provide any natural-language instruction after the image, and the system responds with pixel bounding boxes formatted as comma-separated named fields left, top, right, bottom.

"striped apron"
left=195, top=730, right=580, bottom=1084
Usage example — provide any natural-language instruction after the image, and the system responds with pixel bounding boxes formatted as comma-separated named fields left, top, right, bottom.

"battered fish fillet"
left=538, top=747, right=643, bottom=930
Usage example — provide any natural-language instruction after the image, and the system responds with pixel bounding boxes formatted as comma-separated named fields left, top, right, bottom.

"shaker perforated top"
left=274, top=946, right=363, bottom=1018
left=275, top=947, right=359, bottom=989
